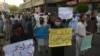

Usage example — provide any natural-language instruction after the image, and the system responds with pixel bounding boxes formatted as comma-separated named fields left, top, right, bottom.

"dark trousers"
left=51, top=47, right=64, bottom=56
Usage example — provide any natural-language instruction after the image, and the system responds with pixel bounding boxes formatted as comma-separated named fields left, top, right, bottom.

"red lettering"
left=12, top=53, right=15, bottom=56
left=28, top=52, right=32, bottom=56
left=12, top=45, right=19, bottom=52
left=27, top=42, right=33, bottom=48
left=20, top=51, right=22, bottom=56
left=19, top=43, right=25, bottom=50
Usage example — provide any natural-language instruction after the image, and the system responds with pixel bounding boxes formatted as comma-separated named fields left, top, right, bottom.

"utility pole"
left=3, top=0, right=6, bottom=12
left=3, top=0, right=8, bottom=12
left=31, top=0, right=33, bottom=8
left=44, top=0, right=47, bottom=13
left=31, top=0, right=33, bottom=13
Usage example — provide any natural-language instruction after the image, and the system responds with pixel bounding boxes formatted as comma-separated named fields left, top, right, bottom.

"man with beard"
left=86, top=12, right=98, bottom=34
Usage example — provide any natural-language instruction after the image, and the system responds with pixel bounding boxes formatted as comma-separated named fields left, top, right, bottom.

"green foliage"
left=8, top=5, right=19, bottom=12
left=76, top=4, right=89, bottom=13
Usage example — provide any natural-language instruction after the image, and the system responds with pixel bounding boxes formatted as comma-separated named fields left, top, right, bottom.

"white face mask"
left=55, top=22, right=61, bottom=26
left=48, top=13, right=51, bottom=15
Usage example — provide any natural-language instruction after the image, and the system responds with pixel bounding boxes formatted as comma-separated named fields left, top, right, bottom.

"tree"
left=76, top=4, right=89, bottom=13
left=8, top=5, right=19, bottom=12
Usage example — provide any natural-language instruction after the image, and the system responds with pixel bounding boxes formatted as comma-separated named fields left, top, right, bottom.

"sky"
left=0, top=0, right=24, bottom=6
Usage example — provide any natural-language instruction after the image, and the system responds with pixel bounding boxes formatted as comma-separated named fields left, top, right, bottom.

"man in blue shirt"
left=69, top=12, right=79, bottom=42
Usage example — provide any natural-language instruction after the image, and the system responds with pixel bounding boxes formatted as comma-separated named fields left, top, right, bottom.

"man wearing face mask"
left=54, top=17, right=62, bottom=28
left=51, top=17, right=65, bottom=56
left=10, top=23, right=29, bottom=43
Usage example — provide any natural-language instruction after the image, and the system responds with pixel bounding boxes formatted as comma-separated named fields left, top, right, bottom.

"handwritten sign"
left=49, top=28, right=72, bottom=47
left=3, top=39, right=34, bottom=56
left=81, top=35, right=93, bottom=51
left=58, top=7, right=73, bottom=19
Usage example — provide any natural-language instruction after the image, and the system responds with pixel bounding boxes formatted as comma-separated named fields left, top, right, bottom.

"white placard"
left=58, top=7, right=73, bottom=19
left=3, top=39, right=34, bottom=56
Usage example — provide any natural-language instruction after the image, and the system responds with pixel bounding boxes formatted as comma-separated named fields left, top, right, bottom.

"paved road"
left=64, top=33, right=100, bottom=56
left=3, top=33, right=100, bottom=56
left=85, top=33, right=100, bottom=56
left=64, top=42, right=75, bottom=56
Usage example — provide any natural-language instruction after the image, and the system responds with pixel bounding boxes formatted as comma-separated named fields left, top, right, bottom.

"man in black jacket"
left=10, top=23, right=29, bottom=43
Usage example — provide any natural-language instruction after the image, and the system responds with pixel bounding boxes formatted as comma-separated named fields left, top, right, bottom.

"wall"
left=23, top=0, right=31, bottom=2
left=47, top=0, right=66, bottom=3
left=0, top=3, right=3, bottom=11
left=32, top=0, right=44, bottom=7
left=0, top=2, right=8, bottom=12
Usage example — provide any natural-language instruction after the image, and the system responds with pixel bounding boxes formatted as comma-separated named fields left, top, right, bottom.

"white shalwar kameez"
left=97, top=16, right=100, bottom=33
left=76, top=22, right=86, bottom=56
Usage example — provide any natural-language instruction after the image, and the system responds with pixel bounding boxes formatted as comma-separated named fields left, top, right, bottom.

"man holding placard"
left=3, top=39, right=34, bottom=56
left=76, top=14, right=87, bottom=56
left=76, top=14, right=92, bottom=56
left=3, top=23, right=35, bottom=56
left=10, top=23, right=30, bottom=43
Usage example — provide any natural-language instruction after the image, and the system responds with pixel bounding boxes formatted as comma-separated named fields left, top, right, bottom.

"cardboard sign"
left=58, top=7, right=73, bottom=19
left=3, top=39, right=34, bottom=56
left=49, top=28, right=72, bottom=47
left=81, top=35, right=93, bottom=51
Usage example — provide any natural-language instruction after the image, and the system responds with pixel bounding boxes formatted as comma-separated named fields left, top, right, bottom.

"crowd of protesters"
left=0, top=10, right=100, bottom=56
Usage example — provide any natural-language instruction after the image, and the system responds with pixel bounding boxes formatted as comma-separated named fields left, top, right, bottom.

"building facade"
left=0, top=2, right=8, bottom=12
left=0, top=2, right=3, bottom=11
left=20, top=0, right=100, bottom=13
left=20, top=0, right=70, bottom=13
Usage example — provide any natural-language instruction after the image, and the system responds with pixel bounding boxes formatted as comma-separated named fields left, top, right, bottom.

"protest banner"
left=34, top=26, right=49, bottom=39
left=58, top=7, right=73, bottom=19
left=49, top=28, right=72, bottom=47
left=81, top=35, right=93, bottom=51
left=3, top=39, right=34, bottom=56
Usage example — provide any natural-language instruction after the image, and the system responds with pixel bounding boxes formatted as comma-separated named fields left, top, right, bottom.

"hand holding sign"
left=49, top=28, right=72, bottom=47
left=3, top=39, right=34, bottom=56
